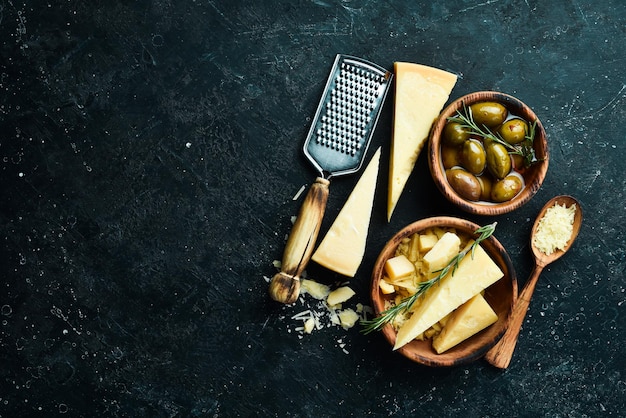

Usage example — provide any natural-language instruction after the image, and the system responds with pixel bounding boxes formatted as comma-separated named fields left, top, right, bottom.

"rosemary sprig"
left=360, top=222, right=497, bottom=335
left=447, top=104, right=540, bottom=168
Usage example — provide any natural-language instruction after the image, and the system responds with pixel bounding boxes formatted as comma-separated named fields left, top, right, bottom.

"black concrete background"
left=1, top=1, right=625, bottom=416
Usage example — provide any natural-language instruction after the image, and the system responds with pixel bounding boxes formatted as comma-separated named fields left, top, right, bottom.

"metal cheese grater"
left=269, top=54, right=392, bottom=304
left=304, top=54, right=393, bottom=178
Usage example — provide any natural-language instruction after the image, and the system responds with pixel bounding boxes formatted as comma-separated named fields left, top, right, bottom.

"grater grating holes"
left=314, top=62, right=386, bottom=156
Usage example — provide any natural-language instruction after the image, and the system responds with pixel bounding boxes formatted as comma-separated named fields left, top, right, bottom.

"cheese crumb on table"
left=532, top=203, right=576, bottom=255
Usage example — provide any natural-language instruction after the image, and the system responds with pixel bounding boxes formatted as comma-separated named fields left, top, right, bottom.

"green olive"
left=498, top=118, right=529, bottom=144
left=470, top=102, right=508, bottom=128
left=476, top=175, right=493, bottom=201
left=486, top=143, right=512, bottom=180
left=443, top=122, right=470, bottom=146
left=461, top=139, right=486, bottom=175
left=491, top=175, right=523, bottom=202
left=441, top=144, right=461, bottom=169
left=446, top=168, right=481, bottom=201
left=511, top=153, right=525, bottom=170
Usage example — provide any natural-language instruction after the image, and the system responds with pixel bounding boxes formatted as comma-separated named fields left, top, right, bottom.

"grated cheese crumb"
left=533, top=203, right=576, bottom=255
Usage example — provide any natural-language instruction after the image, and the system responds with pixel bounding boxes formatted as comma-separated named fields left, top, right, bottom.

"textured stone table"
left=1, top=1, right=625, bottom=416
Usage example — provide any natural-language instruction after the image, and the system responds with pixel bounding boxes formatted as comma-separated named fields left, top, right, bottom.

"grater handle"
left=269, top=177, right=330, bottom=304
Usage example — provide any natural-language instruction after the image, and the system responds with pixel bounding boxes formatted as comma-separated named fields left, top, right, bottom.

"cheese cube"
left=432, top=294, right=498, bottom=354
left=418, top=234, right=439, bottom=253
left=384, top=254, right=415, bottom=281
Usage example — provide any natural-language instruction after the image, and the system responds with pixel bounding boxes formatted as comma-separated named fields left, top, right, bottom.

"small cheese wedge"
left=432, top=293, right=498, bottom=354
left=387, top=62, right=457, bottom=221
left=312, top=148, right=381, bottom=277
left=422, top=232, right=461, bottom=274
left=384, top=254, right=415, bottom=281
left=393, top=242, right=503, bottom=350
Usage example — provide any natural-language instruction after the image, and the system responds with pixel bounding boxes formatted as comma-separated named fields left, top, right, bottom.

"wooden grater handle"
left=484, top=263, right=545, bottom=369
left=269, top=177, right=330, bottom=304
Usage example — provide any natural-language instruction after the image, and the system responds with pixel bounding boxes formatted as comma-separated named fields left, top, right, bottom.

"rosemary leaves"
left=361, top=222, right=497, bottom=335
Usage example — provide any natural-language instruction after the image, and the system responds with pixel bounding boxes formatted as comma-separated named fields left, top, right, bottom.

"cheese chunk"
left=338, top=309, right=359, bottom=329
left=379, top=279, right=396, bottom=294
left=384, top=254, right=415, bottom=281
left=418, top=234, right=439, bottom=253
left=432, top=293, right=498, bottom=354
left=394, top=242, right=503, bottom=350
left=387, top=63, right=457, bottom=221
left=312, top=148, right=381, bottom=277
left=300, top=279, right=331, bottom=300
left=422, top=232, right=461, bottom=274
left=326, top=286, right=355, bottom=307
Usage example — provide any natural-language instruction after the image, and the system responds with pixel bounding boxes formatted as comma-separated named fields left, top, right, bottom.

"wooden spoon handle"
left=484, top=263, right=545, bottom=369
left=268, top=177, right=330, bottom=304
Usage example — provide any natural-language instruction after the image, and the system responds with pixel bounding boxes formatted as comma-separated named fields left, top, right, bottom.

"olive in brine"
left=511, top=153, right=526, bottom=170
left=441, top=144, right=461, bottom=169
left=446, top=168, right=481, bottom=201
left=443, top=122, right=471, bottom=146
left=498, top=118, right=529, bottom=144
left=470, top=102, right=508, bottom=128
left=476, top=175, right=493, bottom=201
left=486, top=143, right=512, bottom=179
left=491, top=175, right=523, bottom=202
left=461, top=139, right=486, bottom=175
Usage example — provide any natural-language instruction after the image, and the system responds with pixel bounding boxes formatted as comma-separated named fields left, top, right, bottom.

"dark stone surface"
left=1, top=1, right=625, bottom=416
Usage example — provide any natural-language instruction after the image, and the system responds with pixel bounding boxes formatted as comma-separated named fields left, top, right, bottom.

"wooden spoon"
left=484, top=195, right=583, bottom=369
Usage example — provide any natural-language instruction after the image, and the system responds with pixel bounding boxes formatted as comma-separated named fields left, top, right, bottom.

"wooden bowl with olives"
left=368, top=217, right=517, bottom=366
left=428, top=91, right=549, bottom=215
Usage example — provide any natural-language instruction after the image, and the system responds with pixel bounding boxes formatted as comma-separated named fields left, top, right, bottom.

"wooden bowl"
left=370, top=217, right=518, bottom=367
left=428, top=91, right=549, bottom=215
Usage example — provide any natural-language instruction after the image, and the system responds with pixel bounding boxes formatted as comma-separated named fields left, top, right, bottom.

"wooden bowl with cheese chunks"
left=428, top=91, right=549, bottom=215
left=369, top=217, right=518, bottom=367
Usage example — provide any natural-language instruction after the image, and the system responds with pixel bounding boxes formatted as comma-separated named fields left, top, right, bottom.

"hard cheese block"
left=312, top=147, right=381, bottom=277
left=422, top=232, right=461, bottom=274
left=387, top=62, right=457, bottom=221
left=384, top=254, right=415, bottom=281
left=432, top=293, right=498, bottom=354
left=393, top=241, right=503, bottom=350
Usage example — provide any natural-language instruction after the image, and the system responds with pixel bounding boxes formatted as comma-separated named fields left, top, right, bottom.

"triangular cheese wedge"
left=432, top=293, right=498, bottom=354
left=312, top=148, right=381, bottom=277
left=393, top=241, right=503, bottom=350
left=387, top=62, right=457, bottom=221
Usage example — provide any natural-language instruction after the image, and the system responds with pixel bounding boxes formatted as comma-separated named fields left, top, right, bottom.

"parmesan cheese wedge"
left=432, top=293, right=498, bottom=354
left=393, top=242, right=503, bottom=350
left=387, top=62, right=457, bottom=221
left=312, top=148, right=381, bottom=277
